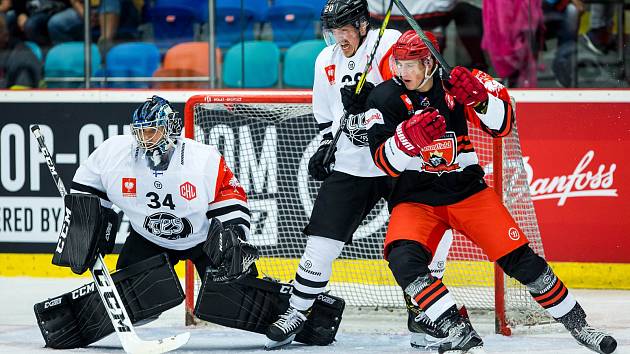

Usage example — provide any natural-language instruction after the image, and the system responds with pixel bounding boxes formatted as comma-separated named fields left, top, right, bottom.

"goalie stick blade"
left=122, top=331, right=191, bottom=354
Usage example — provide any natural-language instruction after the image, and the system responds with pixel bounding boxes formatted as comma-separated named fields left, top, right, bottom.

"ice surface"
left=1, top=277, right=628, bottom=354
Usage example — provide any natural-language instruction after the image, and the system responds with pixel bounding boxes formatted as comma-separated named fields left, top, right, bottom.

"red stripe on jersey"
left=213, top=157, right=247, bottom=204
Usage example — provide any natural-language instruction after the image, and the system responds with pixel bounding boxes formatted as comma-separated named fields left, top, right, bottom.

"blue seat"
left=215, top=0, right=259, bottom=49
left=267, top=0, right=319, bottom=48
left=101, top=42, right=161, bottom=88
left=223, top=41, right=280, bottom=88
left=283, top=40, right=326, bottom=88
left=149, top=1, right=198, bottom=50
left=44, top=42, right=101, bottom=88
left=24, top=41, right=43, bottom=61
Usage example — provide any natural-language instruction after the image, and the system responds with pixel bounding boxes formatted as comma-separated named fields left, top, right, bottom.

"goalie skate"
left=264, top=306, right=308, bottom=350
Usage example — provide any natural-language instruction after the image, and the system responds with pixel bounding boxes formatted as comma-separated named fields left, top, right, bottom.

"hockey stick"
left=30, top=125, right=190, bottom=354
left=322, top=0, right=394, bottom=166
left=391, top=0, right=453, bottom=76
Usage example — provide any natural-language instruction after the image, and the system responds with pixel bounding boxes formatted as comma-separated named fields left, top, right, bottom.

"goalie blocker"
left=194, top=273, right=345, bottom=346
left=53, top=193, right=120, bottom=275
left=34, top=253, right=184, bottom=349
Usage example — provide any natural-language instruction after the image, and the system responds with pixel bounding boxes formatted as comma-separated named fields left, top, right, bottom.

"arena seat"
left=152, top=42, right=222, bottom=88
left=222, top=41, right=279, bottom=88
left=214, top=0, right=260, bottom=48
left=283, top=40, right=326, bottom=88
left=98, top=42, right=160, bottom=88
left=149, top=0, right=199, bottom=50
left=44, top=42, right=101, bottom=88
left=24, top=41, right=43, bottom=61
left=267, top=0, right=319, bottom=48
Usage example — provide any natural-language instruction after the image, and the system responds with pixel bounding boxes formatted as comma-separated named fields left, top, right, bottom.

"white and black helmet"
left=321, top=0, right=370, bottom=45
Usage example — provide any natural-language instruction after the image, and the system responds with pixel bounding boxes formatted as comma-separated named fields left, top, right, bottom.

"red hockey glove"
left=444, top=66, right=488, bottom=107
left=394, top=108, right=446, bottom=156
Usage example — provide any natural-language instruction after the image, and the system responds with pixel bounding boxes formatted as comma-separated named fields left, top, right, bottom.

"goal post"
left=183, top=91, right=548, bottom=334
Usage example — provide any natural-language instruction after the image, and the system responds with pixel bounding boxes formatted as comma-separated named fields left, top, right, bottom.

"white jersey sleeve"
left=71, top=138, right=114, bottom=208
left=312, top=47, right=336, bottom=139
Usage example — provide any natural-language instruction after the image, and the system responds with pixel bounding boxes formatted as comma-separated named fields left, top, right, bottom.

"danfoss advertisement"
left=517, top=99, right=628, bottom=263
left=0, top=90, right=628, bottom=266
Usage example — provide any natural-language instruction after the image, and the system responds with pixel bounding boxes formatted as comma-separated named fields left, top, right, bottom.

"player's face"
left=395, top=58, right=433, bottom=91
left=396, top=59, right=424, bottom=90
left=332, top=24, right=361, bottom=57
left=138, top=126, right=165, bottom=150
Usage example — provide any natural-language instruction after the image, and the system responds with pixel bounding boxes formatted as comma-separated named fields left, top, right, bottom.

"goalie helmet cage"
left=183, top=91, right=549, bottom=335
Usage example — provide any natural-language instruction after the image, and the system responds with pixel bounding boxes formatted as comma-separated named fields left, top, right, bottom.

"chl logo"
left=122, top=177, right=136, bottom=197
left=180, top=181, right=197, bottom=201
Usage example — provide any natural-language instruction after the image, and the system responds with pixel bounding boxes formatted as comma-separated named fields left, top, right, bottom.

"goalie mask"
left=390, top=30, right=440, bottom=91
left=321, top=0, right=370, bottom=50
left=131, top=95, right=182, bottom=169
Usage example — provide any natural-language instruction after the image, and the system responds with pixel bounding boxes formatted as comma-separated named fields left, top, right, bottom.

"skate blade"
left=410, top=333, right=441, bottom=350
left=264, top=334, right=297, bottom=351
left=441, top=346, right=486, bottom=354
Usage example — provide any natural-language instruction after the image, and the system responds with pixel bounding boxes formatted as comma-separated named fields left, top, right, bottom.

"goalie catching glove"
left=203, top=218, right=259, bottom=282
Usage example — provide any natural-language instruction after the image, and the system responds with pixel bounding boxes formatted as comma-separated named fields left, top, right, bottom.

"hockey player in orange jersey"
left=364, top=30, right=617, bottom=354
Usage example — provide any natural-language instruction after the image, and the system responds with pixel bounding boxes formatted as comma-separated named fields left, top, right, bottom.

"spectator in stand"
left=367, top=0, right=488, bottom=71
left=12, top=0, right=69, bottom=46
left=542, top=0, right=584, bottom=87
left=0, top=14, right=42, bottom=88
left=482, top=0, right=543, bottom=87
left=581, top=4, right=615, bottom=55
left=48, top=0, right=139, bottom=52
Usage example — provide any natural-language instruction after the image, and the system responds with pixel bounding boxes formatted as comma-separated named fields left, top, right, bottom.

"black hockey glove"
left=203, top=218, right=259, bottom=282
left=308, top=139, right=336, bottom=181
left=340, top=81, right=375, bottom=115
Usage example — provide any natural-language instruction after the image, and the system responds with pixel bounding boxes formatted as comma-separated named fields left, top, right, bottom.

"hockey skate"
left=405, top=294, right=447, bottom=350
left=433, top=307, right=484, bottom=354
left=558, top=304, right=617, bottom=354
left=264, top=306, right=308, bottom=350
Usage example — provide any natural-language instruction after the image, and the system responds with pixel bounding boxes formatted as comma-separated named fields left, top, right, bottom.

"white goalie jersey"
left=71, top=135, right=250, bottom=250
left=313, top=28, right=401, bottom=177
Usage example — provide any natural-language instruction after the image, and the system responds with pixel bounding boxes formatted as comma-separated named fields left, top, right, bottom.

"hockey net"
left=183, top=91, right=549, bottom=334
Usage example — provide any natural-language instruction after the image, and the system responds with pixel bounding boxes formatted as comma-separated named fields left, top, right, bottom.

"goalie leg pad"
left=53, top=193, right=120, bottom=275
left=194, top=273, right=344, bottom=346
left=34, top=253, right=183, bottom=349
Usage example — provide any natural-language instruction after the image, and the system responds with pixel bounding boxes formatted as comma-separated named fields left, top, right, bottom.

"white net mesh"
left=184, top=93, right=549, bottom=330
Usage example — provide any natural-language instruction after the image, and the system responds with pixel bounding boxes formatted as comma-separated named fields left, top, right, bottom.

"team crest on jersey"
left=180, top=182, right=196, bottom=201
left=325, top=64, right=335, bottom=85
left=143, top=212, right=193, bottom=240
left=122, top=177, right=136, bottom=197
left=420, top=132, right=460, bottom=175
left=342, top=112, right=369, bottom=147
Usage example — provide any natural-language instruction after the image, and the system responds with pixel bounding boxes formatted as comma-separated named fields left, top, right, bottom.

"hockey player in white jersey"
left=33, top=96, right=263, bottom=350
left=264, top=0, right=453, bottom=350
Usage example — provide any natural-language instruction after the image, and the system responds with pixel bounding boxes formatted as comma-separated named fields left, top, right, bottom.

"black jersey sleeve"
left=365, top=81, right=415, bottom=177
